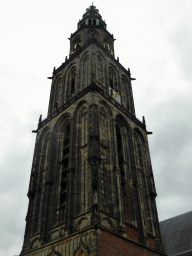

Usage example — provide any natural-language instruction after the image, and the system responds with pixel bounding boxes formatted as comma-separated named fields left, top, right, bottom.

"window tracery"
left=121, top=76, right=129, bottom=110
left=67, top=67, right=76, bottom=95
left=99, top=107, right=108, bottom=148
left=79, top=106, right=88, bottom=212
left=133, top=132, right=143, bottom=168
left=71, top=70, right=76, bottom=94
left=59, top=121, right=71, bottom=221
left=97, top=55, right=103, bottom=85
left=115, top=118, right=133, bottom=222
left=133, top=130, right=152, bottom=232
left=80, top=107, right=88, bottom=147
left=98, top=104, right=111, bottom=213
left=81, top=54, right=90, bottom=88
left=49, top=77, right=63, bottom=114
left=108, top=67, right=117, bottom=91
left=73, top=104, right=89, bottom=214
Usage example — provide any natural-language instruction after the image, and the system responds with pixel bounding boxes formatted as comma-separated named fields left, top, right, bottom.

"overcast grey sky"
left=1, top=0, right=192, bottom=255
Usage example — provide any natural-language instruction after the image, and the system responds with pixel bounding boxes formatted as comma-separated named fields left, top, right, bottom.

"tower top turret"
left=86, top=3, right=99, bottom=12
left=78, top=4, right=106, bottom=29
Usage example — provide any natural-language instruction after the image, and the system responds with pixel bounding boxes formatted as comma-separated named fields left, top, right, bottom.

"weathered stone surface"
left=20, top=4, right=165, bottom=256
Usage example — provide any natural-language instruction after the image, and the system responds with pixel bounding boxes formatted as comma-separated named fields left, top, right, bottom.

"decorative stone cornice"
left=38, top=83, right=145, bottom=132
left=71, top=24, right=114, bottom=43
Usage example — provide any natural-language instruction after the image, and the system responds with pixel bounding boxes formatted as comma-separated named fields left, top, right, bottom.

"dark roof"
left=160, top=211, right=192, bottom=255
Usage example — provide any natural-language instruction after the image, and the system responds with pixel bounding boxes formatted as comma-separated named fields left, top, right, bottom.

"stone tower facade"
left=20, top=5, right=165, bottom=256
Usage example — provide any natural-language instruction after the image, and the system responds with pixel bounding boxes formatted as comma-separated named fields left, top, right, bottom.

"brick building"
left=20, top=5, right=166, bottom=256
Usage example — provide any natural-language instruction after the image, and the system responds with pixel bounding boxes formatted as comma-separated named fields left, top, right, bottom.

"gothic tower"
left=20, top=5, right=165, bottom=256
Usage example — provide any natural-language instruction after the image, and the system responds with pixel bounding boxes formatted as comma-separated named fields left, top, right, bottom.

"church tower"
left=20, top=5, right=165, bottom=256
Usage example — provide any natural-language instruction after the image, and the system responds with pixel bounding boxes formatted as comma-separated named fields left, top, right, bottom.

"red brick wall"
left=148, top=236, right=156, bottom=249
left=98, top=229, right=164, bottom=256
left=125, top=223, right=139, bottom=242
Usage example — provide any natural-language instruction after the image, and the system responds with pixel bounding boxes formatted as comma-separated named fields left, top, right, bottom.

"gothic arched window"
left=108, top=67, right=117, bottom=91
left=133, top=130, right=152, bottom=231
left=71, top=70, right=76, bottom=94
left=115, top=124, right=128, bottom=217
left=67, top=67, right=76, bottom=95
left=99, top=104, right=111, bottom=213
left=74, top=104, right=89, bottom=214
left=115, top=118, right=133, bottom=222
left=49, top=77, right=62, bottom=114
left=81, top=54, right=90, bottom=88
left=80, top=106, right=88, bottom=147
left=121, top=76, right=129, bottom=110
left=116, top=124, right=124, bottom=173
left=97, top=55, right=104, bottom=85
left=99, top=107, right=108, bottom=148
left=134, top=132, right=143, bottom=168
left=59, top=122, right=71, bottom=221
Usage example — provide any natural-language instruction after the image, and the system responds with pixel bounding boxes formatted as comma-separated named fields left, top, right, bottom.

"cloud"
left=170, top=15, right=192, bottom=81
left=148, top=90, right=192, bottom=220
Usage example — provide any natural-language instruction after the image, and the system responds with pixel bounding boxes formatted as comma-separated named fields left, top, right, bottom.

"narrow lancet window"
left=60, top=123, right=70, bottom=221
left=68, top=68, right=76, bottom=95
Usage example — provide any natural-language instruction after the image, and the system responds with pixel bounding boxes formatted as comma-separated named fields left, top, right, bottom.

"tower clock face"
left=71, top=42, right=81, bottom=55
left=103, top=43, right=113, bottom=55
left=80, top=252, right=86, bottom=256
